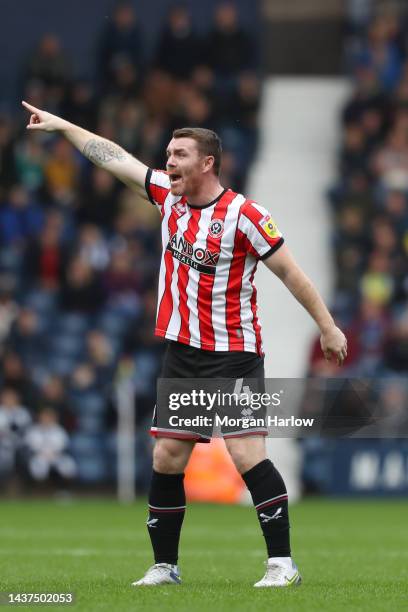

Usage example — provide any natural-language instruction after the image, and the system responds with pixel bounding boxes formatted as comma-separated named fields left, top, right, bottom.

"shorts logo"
left=208, top=219, right=224, bottom=238
left=259, top=215, right=280, bottom=239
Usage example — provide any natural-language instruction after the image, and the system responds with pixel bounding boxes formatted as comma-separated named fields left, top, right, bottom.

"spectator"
left=372, top=126, right=408, bottom=190
left=173, top=87, right=215, bottom=131
left=1, top=352, right=38, bottom=410
left=382, top=189, right=407, bottom=229
left=369, top=217, right=399, bottom=256
left=62, top=80, right=97, bottom=131
left=39, top=374, right=75, bottom=431
left=204, top=3, right=256, bottom=79
left=191, top=65, right=216, bottom=100
left=353, top=15, right=403, bottom=90
left=98, top=2, right=143, bottom=92
left=360, top=251, right=395, bottom=305
left=76, top=167, right=121, bottom=231
left=350, top=298, right=390, bottom=373
left=335, top=243, right=366, bottom=295
left=9, top=308, right=46, bottom=370
left=0, top=116, right=17, bottom=192
left=0, top=388, right=32, bottom=481
left=105, top=57, right=142, bottom=103
left=384, top=308, right=408, bottom=371
left=115, top=100, right=143, bottom=152
left=60, top=257, right=104, bottom=313
left=86, top=330, right=116, bottom=388
left=0, top=291, right=19, bottom=348
left=24, top=407, right=77, bottom=484
left=25, top=34, right=71, bottom=89
left=44, top=138, right=79, bottom=205
left=0, top=186, right=43, bottom=246
left=69, top=363, right=98, bottom=396
left=346, top=0, right=374, bottom=34
left=24, top=211, right=68, bottom=290
left=360, top=107, right=386, bottom=153
left=14, top=132, right=46, bottom=193
left=136, top=116, right=171, bottom=170
left=154, top=4, right=202, bottom=80
left=102, top=246, right=142, bottom=309
left=343, top=65, right=389, bottom=125
left=76, top=224, right=110, bottom=272
left=142, top=69, right=177, bottom=122
left=340, top=123, right=369, bottom=177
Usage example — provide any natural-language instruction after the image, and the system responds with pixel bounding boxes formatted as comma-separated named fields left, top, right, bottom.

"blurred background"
left=0, top=0, right=407, bottom=502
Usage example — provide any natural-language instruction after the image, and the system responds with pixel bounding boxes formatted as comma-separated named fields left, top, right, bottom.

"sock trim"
left=148, top=504, right=186, bottom=513
left=255, top=494, right=288, bottom=510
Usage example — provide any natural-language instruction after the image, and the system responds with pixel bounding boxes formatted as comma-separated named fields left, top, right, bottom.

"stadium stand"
left=0, top=2, right=261, bottom=491
left=325, top=6, right=408, bottom=378
left=301, top=3, right=408, bottom=494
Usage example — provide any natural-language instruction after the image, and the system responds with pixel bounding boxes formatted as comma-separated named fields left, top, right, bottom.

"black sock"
left=147, top=470, right=186, bottom=565
left=242, top=459, right=291, bottom=557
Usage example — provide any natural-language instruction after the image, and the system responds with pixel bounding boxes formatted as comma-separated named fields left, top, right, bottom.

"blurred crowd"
left=301, top=3, right=408, bottom=493
left=307, top=5, right=408, bottom=381
left=0, top=2, right=261, bottom=491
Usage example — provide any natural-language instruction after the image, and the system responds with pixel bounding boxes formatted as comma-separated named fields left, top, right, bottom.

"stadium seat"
left=23, top=289, right=57, bottom=314
left=49, top=334, right=84, bottom=357
left=48, top=354, right=78, bottom=377
left=55, top=313, right=90, bottom=335
left=70, top=433, right=109, bottom=482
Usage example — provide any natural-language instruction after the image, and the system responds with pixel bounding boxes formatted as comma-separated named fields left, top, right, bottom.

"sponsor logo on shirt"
left=166, top=233, right=220, bottom=275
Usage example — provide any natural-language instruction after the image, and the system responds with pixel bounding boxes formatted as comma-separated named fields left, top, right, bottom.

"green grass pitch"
left=1, top=499, right=407, bottom=611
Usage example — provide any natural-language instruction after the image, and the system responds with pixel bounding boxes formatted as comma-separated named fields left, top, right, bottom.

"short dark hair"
left=172, top=127, right=222, bottom=176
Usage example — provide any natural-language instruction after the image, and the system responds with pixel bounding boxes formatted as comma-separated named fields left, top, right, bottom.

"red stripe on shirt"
left=248, top=263, right=263, bottom=355
left=241, top=200, right=282, bottom=255
left=224, top=207, right=251, bottom=351
left=177, top=209, right=201, bottom=343
left=156, top=207, right=179, bottom=333
left=150, top=184, right=171, bottom=206
left=236, top=227, right=263, bottom=355
left=197, top=191, right=235, bottom=351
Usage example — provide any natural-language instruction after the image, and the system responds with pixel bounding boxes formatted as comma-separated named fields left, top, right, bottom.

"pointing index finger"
left=22, top=100, right=39, bottom=114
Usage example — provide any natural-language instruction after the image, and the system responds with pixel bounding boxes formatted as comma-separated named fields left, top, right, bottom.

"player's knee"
left=227, top=446, right=252, bottom=474
left=153, top=439, right=189, bottom=473
left=226, top=439, right=266, bottom=474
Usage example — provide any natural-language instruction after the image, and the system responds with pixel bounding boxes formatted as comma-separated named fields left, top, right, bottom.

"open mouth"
left=169, top=173, right=182, bottom=186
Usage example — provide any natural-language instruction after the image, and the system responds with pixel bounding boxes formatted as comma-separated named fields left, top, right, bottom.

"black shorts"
left=151, top=341, right=267, bottom=442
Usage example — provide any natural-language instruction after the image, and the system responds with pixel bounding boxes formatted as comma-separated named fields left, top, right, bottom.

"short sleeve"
left=238, top=200, right=284, bottom=260
left=145, top=168, right=172, bottom=212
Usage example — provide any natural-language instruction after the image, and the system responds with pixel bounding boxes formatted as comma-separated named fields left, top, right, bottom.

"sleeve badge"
left=259, top=214, right=281, bottom=239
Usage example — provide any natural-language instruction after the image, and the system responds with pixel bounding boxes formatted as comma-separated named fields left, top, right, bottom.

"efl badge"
left=208, top=219, right=224, bottom=238
left=259, top=215, right=280, bottom=239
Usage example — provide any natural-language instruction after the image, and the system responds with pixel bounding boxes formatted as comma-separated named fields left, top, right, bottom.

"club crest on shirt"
left=208, top=219, right=224, bottom=238
left=173, top=201, right=187, bottom=217
left=259, top=214, right=280, bottom=239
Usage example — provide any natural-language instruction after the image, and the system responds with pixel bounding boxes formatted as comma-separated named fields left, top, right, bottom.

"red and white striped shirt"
left=145, top=169, right=284, bottom=355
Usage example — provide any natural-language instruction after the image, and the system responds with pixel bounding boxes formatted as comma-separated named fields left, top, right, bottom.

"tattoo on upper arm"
left=83, top=139, right=126, bottom=165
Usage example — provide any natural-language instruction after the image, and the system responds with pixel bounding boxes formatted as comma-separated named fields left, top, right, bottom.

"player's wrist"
left=319, top=319, right=336, bottom=335
left=59, top=119, right=75, bottom=134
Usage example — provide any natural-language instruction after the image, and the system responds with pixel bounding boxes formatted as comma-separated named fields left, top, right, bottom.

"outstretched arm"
left=263, top=244, right=347, bottom=365
left=22, top=101, right=148, bottom=194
